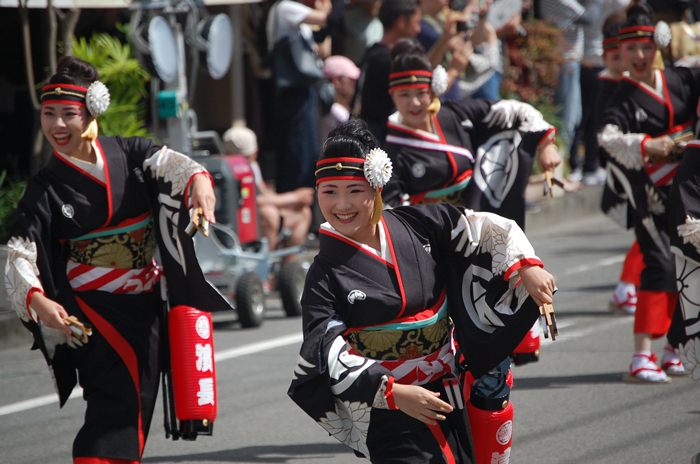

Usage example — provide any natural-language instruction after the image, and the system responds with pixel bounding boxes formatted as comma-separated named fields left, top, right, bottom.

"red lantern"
left=169, top=305, right=217, bottom=439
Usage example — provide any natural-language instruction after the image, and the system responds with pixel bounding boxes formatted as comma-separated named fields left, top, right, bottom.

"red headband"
left=603, top=37, right=619, bottom=54
left=389, top=70, right=432, bottom=92
left=315, top=157, right=366, bottom=186
left=618, top=25, right=655, bottom=44
left=41, top=83, right=87, bottom=107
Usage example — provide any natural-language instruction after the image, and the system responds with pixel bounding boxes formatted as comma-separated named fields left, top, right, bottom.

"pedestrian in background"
left=358, top=0, right=423, bottom=145
left=266, top=0, right=333, bottom=193
left=320, top=55, right=361, bottom=141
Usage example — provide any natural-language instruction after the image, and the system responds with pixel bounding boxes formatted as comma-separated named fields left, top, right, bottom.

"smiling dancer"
left=598, top=4, right=700, bottom=383
left=4, top=56, right=230, bottom=463
left=381, top=39, right=560, bottom=231
left=288, top=118, right=556, bottom=463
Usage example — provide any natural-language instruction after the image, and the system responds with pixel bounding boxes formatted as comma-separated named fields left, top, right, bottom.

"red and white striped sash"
left=371, top=342, right=455, bottom=386
left=645, top=162, right=680, bottom=186
left=66, top=258, right=160, bottom=294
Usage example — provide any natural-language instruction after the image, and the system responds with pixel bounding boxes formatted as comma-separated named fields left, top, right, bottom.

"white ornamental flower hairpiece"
left=431, top=65, right=448, bottom=97
left=654, top=21, right=671, bottom=48
left=364, top=148, right=393, bottom=189
left=86, top=81, right=110, bottom=118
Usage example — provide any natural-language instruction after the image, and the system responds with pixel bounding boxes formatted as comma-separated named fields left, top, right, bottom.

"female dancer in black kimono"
left=4, top=57, right=230, bottom=463
left=598, top=4, right=700, bottom=382
left=288, top=119, right=556, bottom=463
left=381, top=39, right=561, bottom=231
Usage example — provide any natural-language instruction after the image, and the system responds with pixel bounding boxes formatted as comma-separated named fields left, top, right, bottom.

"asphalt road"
left=1, top=212, right=698, bottom=464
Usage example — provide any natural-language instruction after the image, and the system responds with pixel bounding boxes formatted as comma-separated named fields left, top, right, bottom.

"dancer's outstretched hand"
left=190, top=173, right=217, bottom=224
left=518, top=265, right=556, bottom=307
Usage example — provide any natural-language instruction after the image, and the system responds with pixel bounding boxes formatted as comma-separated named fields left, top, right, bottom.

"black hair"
left=391, top=38, right=431, bottom=73
left=624, top=3, right=654, bottom=28
left=47, top=56, right=99, bottom=88
left=378, top=0, right=419, bottom=30
left=603, top=20, right=624, bottom=40
left=319, top=118, right=379, bottom=161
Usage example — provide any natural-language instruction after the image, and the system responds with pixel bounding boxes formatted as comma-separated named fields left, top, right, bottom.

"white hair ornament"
left=654, top=21, right=671, bottom=48
left=86, top=81, right=110, bottom=118
left=431, top=65, right=448, bottom=97
left=364, top=148, right=393, bottom=189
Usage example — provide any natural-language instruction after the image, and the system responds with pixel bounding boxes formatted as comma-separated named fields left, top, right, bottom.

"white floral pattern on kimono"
left=598, top=124, right=645, bottom=171
left=482, top=100, right=553, bottom=134
left=645, top=184, right=666, bottom=216
left=607, top=202, right=629, bottom=229
left=5, top=236, right=42, bottom=322
left=319, top=399, right=371, bottom=457
left=678, top=216, right=700, bottom=255
left=143, top=146, right=207, bottom=200
left=450, top=209, right=540, bottom=280
left=676, top=337, right=700, bottom=383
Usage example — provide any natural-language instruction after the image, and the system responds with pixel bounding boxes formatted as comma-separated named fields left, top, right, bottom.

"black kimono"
left=4, top=136, right=230, bottom=461
left=596, top=72, right=634, bottom=228
left=667, top=142, right=700, bottom=384
left=382, top=99, right=556, bottom=229
left=288, top=203, right=543, bottom=463
left=599, top=67, right=700, bottom=292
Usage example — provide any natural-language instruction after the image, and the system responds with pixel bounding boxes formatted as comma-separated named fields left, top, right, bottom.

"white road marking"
left=214, top=332, right=302, bottom=362
left=562, top=254, right=625, bottom=276
left=0, top=387, right=83, bottom=417
left=0, top=332, right=303, bottom=417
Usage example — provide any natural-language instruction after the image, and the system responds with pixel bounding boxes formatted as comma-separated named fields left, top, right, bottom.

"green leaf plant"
left=72, top=27, right=152, bottom=138
left=0, top=170, right=27, bottom=243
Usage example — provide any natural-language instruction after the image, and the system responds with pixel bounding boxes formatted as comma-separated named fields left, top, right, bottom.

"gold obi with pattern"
left=67, top=214, right=155, bottom=269
left=345, top=297, right=450, bottom=361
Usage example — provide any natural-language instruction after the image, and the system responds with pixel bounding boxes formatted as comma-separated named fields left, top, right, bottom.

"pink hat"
left=323, top=56, right=361, bottom=81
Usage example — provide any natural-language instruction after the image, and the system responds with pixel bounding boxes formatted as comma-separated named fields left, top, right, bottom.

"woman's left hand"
left=518, top=265, right=555, bottom=307
left=190, top=173, right=217, bottom=224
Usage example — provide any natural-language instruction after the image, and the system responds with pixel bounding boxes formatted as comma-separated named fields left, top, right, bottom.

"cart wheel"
left=236, top=272, right=265, bottom=328
left=279, top=261, right=306, bottom=317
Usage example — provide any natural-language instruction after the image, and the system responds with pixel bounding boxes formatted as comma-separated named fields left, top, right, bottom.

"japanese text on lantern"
left=195, top=342, right=214, bottom=405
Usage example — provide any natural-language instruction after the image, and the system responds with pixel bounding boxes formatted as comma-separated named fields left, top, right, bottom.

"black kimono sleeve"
left=448, top=99, right=557, bottom=228
left=288, top=261, right=393, bottom=457
left=117, top=137, right=231, bottom=312
left=392, top=203, right=545, bottom=378
left=5, top=177, right=80, bottom=403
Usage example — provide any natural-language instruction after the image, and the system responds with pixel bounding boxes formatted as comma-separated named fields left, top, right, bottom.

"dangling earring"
left=427, top=97, right=441, bottom=115
left=652, top=50, right=665, bottom=70
left=81, top=118, right=99, bottom=142
left=370, top=189, right=383, bottom=226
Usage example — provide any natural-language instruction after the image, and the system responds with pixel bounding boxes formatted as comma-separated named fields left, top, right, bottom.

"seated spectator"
left=223, top=127, right=314, bottom=262
left=320, top=55, right=361, bottom=141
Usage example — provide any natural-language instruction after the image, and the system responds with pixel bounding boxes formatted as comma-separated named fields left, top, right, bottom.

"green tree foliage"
left=72, top=29, right=152, bottom=138
left=0, top=170, right=27, bottom=243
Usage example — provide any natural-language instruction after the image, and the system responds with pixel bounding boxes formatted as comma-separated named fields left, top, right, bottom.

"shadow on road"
left=513, top=372, right=623, bottom=390
left=143, top=443, right=354, bottom=463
